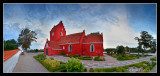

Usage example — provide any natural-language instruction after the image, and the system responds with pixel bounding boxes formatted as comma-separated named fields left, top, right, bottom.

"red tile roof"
left=3, top=49, right=20, bottom=62
left=83, top=35, right=103, bottom=43
left=48, top=41, right=62, bottom=49
left=58, top=32, right=83, bottom=44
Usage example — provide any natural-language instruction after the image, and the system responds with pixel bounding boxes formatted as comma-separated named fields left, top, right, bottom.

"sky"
left=3, top=3, right=157, bottom=49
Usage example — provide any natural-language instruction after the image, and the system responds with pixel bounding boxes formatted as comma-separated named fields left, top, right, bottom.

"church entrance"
left=46, top=49, right=48, bottom=55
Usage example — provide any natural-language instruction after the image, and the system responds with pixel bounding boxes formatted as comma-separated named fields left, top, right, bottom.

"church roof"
left=83, top=35, right=103, bottom=43
left=58, top=32, right=83, bottom=44
left=48, top=41, right=62, bottom=49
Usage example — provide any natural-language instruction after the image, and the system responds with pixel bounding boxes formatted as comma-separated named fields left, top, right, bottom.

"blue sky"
left=3, top=3, right=157, bottom=49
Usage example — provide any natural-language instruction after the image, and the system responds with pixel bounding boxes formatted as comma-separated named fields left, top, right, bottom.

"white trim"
left=68, top=45, right=72, bottom=52
left=90, top=44, right=94, bottom=52
left=82, top=42, right=103, bottom=44
left=59, top=42, right=79, bottom=45
left=52, top=48, right=62, bottom=50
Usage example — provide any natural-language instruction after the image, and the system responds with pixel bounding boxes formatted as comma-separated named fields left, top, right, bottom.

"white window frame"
left=61, top=32, right=63, bottom=36
left=52, top=32, right=54, bottom=36
left=63, top=46, right=65, bottom=50
left=90, top=44, right=94, bottom=52
left=46, top=43, right=48, bottom=48
left=68, top=45, right=72, bottom=52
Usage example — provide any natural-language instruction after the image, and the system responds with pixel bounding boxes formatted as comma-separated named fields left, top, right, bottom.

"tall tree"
left=150, top=39, right=156, bottom=53
left=4, top=39, right=18, bottom=51
left=18, top=28, right=37, bottom=52
left=135, top=31, right=153, bottom=56
left=125, top=46, right=130, bottom=54
left=116, top=45, right=125, bottom=55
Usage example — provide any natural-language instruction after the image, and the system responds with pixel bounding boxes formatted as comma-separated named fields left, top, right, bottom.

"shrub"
left=94, top=57, right=105, bottom=61
left=69, top=54, right=73, bottom=58
left=65, top=58, right=85, bottom=72
left=84, top=68, right=87, bottom=72
left=79, top=56, right=93, bottom=60
left=150, top=57, right=156, bottom=61
left=89, top=68, right=94, bottom=72
left=60, top=52, right=65, bottom=55
left=37, top=54, right=46, bottom=60
left=49, top=60, right=60, bottom=68
left=73, top=54, right=81, bottom=57
left=44, top=58, right=51, bottom=64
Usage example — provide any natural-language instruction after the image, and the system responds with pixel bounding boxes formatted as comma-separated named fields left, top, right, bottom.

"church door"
left=46, top=49, right=48, bottom=55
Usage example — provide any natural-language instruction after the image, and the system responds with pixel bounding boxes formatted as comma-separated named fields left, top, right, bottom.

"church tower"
left=50, top=21, right=66, bottom=41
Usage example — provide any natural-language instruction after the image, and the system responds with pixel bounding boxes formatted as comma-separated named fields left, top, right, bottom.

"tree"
left=18, top=28, right=37, bottom=52
left=4, top=39, right=18, bottom=51
left=135, top=31, right=153, bottom=56
left=88, top=32, right=100, bottom=35
left=116, top=45, right=125, bottom=55
left=125, top=46, right=130, bottom=54
left=150, top=39, right=156, bottom=53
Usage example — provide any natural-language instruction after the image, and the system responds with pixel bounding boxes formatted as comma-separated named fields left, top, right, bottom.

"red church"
left=44, top=21, right=103, bottom=56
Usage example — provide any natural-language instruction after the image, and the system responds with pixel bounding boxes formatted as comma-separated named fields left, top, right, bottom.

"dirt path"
left=13, top=52, right=49, bottom=73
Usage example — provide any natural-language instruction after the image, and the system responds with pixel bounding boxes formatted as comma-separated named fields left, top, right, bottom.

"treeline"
left=27, top=49, right=44, bottom=52
left=4, top=39, right=18, bottom=51
left=104, top=46, right=156, bottom=53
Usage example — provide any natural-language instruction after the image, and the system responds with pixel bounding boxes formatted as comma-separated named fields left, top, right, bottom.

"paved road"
left=13, top=52, right=49, bottom=73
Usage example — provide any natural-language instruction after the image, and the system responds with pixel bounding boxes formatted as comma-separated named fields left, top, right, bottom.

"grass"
left=107, top=53, right=152, bottom=61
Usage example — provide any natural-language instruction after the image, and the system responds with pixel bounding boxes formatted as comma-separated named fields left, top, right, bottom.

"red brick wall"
left=82, top=43, right=103, bottom=56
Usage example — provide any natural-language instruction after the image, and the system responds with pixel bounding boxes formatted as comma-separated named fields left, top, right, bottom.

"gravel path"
left=13, top=52, right=49, bottom=73
left=47, top=54, right=156, bottom=72
left=149, top=64, right=157, bottom=73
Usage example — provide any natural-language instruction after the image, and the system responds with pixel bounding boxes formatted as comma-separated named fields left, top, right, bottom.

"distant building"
left=44, top=21, right=103, bottom=56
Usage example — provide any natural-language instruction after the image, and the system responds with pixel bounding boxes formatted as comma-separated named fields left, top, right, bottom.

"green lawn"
left=106, top=53, right=152, bottom=61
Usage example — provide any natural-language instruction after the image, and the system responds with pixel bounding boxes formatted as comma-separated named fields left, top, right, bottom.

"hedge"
left=33, top=55, right=67, bottom=72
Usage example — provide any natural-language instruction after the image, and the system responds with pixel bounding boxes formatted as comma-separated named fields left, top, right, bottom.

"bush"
left=49, top=60, right=60, bottom=68
left=73, top=54, right=81, bottom=57
left=69, top=54, right=73, bottom=58
left=60, top=52, right=65, bottom=55
left=89, top=68, right=94, bottom=72
left=65, top=58, right=85, bottom=72
left=79, top=56, right=93, bottom=60
left=37, top=54, right=46, bottom=60
left=150, top=57, right=156, bottom=61
left=94, top=57, right=105, bottom=61
left=44, top=58, right=51, bottom=64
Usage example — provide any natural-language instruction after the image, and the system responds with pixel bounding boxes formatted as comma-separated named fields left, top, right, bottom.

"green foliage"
left=150, top=57, right=156, bottom=61
left=49, top=60, right=60, bottom=68
left=65, top=58, right=85, bottom=72
left=73, top=54, right=81, bottom=57
left=18, top=28, right=37, bottom=52
left=135, top=31, right=154, bottom=55
left=4, top=39, right=18, bottom=51
left=60, top=52, right=65, bottom=55
left=116, top=45, right=125, bottom=55
left=88, top=32, right=101, bottom=35
left=79, top=56, right=93, bottom=60
left=33, top=56, right=66, bottom=72
left=37, top=54, right=46, bottom=60
left=94, top=56, right=105, bottom=61
left=27, top=49, right=44, bottom=53
left=89, top=68, right=94, bottom=72
left=44, top=58, right=51, bottom=64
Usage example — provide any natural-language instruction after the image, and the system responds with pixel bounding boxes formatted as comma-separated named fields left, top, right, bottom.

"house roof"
left=83, top=35, right=103, bottom=43
left=48, top=41, right=62, bottom=49
left=58, top=32, right=83, bottom=44
left=3, top=49, right=20, bottom=62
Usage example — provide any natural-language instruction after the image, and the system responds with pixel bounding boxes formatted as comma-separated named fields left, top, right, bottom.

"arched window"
left=68, top=45, right=72, bottom=52
left=52, top=32, right=54, bottom=36
left=61, top=32, right=63, bottom=36
left=46, top=43, right=48, bottom=48
left=63, top=46, right=65, bottom=50
left=90, top=44, right=94, bottom=52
